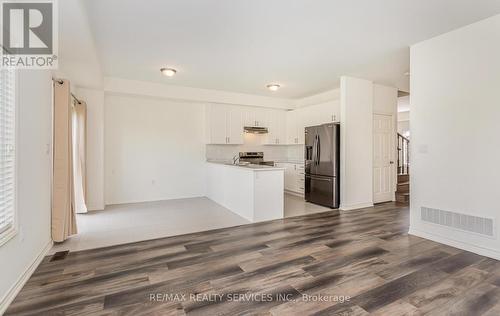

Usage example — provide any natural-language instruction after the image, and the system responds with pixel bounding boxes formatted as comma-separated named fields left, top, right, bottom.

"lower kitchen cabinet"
left=276, top=162, right=304, bottom=195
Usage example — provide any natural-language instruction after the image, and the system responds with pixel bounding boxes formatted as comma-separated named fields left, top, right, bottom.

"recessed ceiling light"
left=160, top=68, right=177, bottom=77
left=266, top=84, right=281, bottom=91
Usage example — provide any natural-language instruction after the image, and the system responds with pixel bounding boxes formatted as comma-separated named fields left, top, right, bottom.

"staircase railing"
left=397, top=133, right=410, bottom=175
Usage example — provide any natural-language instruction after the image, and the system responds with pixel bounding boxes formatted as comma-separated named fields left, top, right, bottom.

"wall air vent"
left=421, top=207, right=494, bottom=237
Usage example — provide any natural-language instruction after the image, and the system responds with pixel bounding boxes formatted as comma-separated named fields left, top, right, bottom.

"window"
left=0, top=68, right=17, bottom=246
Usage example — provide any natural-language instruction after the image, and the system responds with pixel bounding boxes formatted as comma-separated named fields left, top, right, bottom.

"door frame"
left=373, top=112, right=397, bottom=203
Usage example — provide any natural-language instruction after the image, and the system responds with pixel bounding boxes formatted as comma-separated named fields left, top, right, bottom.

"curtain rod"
left=52, top=78, right=82, bottom=104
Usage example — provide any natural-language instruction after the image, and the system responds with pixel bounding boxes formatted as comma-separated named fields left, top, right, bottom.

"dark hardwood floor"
left=6, top=203, right=500, bottom=315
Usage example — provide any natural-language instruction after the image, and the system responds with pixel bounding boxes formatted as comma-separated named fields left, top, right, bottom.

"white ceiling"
left=82, top=0, right=500, bottom=98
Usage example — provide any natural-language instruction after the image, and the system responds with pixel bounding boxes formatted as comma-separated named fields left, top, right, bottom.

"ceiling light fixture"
left=160, top=68, right=177, bottom=77
left=266, top=84, right=281, bottom=91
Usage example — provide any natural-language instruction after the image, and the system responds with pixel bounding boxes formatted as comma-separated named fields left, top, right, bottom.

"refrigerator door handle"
left=314, top=135, right=319, bottom=166
left=312, top=135, right=317, bottom=165
left=316, top=134, right=321, bottom=166
left=306, top=175, right=332, bottom=181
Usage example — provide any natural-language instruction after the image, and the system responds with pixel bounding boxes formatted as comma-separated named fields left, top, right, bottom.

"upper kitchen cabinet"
left=286, top=100, right=340, bottom=145
left=206, top=104, right=243, bottom=144
left=307, top=100, right=340, bottom=126
left=286, top=109, right=306, bottom=145
left=264, top=110, right=287, bottom=145
left=286, top=110, right=298, bottom=144
left=243, top=107, right=269, bottom=127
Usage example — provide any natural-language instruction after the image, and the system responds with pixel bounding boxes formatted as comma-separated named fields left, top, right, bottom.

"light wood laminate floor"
left=7, top=203, right=500, bottom=315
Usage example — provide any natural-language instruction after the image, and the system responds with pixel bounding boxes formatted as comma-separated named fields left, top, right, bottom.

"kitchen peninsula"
left=206, top=162, right=285, bottom=222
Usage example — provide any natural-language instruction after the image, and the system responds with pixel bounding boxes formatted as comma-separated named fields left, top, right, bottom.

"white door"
left=373, top=114, right=394, bottom=203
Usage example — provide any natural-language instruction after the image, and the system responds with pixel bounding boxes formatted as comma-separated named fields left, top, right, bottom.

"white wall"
left=340, top=76, right=374, bottom=210
left=75, top=88, right=105, bottom=210
left=0, top=71, right=52, bottom=312
left=410, top=14, right=500, bottom=259
left=104, top=94, right=206, bottom=205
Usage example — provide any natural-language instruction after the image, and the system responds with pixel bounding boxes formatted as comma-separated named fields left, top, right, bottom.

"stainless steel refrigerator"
left=304, top=123, right=340, bottom=208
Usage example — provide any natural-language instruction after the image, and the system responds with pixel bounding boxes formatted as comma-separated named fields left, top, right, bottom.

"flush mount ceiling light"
left=160, top=68, right=177, bottom=77
left=266, top=84, right=281, bottom=91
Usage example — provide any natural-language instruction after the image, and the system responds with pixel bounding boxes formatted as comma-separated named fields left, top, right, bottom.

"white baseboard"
left=409, top=227, right=500, bottom=261
left=86, top=204, right=105, bottom=211
left=0, top=240, right=53, bottom=315
left=340, top=202, right=374, bottom=211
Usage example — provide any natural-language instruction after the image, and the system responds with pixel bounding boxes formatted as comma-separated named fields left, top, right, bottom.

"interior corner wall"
left=0, top=70, right=52, bottom=312
left=340, top=76, right=374, bottom=210
left=104, top=94, right=207, bottom=205
left=409, top=14, right=500, bottom=259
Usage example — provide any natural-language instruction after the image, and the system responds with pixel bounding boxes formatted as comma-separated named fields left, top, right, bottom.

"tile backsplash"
left=206, top=133, right=304, bottom=162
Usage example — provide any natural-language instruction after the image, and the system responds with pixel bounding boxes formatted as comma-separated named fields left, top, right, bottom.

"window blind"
left=0, top=68, right=16, bottom=242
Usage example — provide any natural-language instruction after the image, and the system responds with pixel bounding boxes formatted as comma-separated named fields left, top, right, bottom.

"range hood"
left=244, top=126, right=268, bottom=134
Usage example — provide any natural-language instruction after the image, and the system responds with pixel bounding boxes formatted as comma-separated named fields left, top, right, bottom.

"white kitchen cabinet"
left=227, top=106, right=244, bottom=144
left=307, top=101, right=340, bottom=125
left=296, top=108, right=306, bottom=145
left=243, top=107, right=268, bottom=127
left=264, top=110, right=287, bottom=145
left=282, top=162, right=305, bottom=195
left=286, top=110, right=305, bottom=145
left=206, top=104, right=243, bottom=144
left=207, top=104, right=228, bottom=144
left=286, top=110, right=298, bottom=144
left=285, top=100, right=340, bottom=145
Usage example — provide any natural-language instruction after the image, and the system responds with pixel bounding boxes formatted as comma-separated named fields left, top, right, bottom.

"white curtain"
left=72, top=100, right=88, bottom=214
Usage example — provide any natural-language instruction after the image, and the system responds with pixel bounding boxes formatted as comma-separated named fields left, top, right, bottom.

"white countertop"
left=206, top=161, right=285, bottom=171
left=274, top=160, right=304, bottom=164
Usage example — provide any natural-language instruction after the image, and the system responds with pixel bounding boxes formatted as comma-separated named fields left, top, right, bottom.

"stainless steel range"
left=239, top=152, right=274, bottom=166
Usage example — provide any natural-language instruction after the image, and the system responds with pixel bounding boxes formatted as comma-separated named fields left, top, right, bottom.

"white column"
left=340, top=76, right=374, bottom=210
